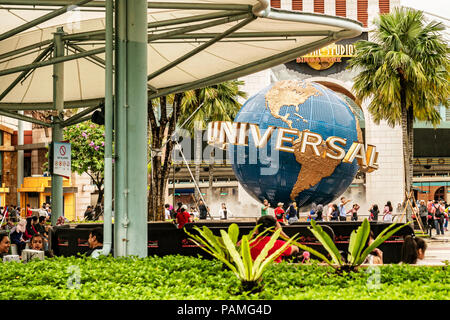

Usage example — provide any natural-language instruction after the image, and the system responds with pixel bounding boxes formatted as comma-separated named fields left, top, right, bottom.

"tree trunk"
left=208, top=149, right=214, bottom=204
left=94, top=187, right=104, bottom=220
left=148, top=94, right=182, bottom=221
left=194, top=124, right=202, bottom=201
left=400, top=85, right=414, bottom=222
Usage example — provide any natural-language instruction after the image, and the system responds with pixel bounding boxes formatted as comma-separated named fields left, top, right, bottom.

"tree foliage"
left=64, top=121, right=105, bottom=210
left=349, top=8, right=449, bottom=127
left=348, top=8, right=449, bottom=206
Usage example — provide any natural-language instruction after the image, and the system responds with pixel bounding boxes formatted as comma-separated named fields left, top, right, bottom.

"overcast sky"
left=400, top=0, right=450, bottom=21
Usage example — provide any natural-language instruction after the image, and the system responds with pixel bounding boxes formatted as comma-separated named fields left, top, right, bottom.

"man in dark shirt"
left=86, top=228, right=103, bottom=257
left=198, top=200, right=209, bottom=220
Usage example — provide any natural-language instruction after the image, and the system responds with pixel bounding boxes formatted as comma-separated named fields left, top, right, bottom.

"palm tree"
left=348, top=7, right=449, bottom=220
left=148, top=81, right=246, bottom=221
left=179, top=81, right=247, bottom=205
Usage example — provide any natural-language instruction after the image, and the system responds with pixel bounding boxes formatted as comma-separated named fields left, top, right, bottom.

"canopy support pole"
left=51, top=27, right=65, bottom=225
left=114, top=0, right=147, bottom=257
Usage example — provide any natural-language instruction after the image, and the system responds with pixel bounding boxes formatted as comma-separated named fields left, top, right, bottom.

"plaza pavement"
left=420, top=233, right=450, bottom=265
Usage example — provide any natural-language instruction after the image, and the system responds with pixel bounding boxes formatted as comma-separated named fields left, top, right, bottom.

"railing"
left=50, top=221, right=413, bottom=263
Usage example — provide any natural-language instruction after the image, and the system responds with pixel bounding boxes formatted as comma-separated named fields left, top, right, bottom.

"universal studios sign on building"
left=206, top=121, right=379, bottom=173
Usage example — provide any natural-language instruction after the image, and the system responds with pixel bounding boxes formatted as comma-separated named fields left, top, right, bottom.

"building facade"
left=169, top=0, right=450, bottom=217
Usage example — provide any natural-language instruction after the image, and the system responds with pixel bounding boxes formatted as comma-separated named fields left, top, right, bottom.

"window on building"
left=270, top=0, right=281, bottom=8
left=434, top=186, right=445, bottom=201
left=292, top=0, right=302, bottom=11
left=335, top=0, right=346, bottom=17
left=314, top=0, right=324, bottom=14
left=379, top=0, right=390, bottom=14
left=357, top=0, right=368, bottom=27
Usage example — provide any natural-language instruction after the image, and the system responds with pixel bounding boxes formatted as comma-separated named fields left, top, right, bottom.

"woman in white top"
left=219, top=203, right=231, bottom=220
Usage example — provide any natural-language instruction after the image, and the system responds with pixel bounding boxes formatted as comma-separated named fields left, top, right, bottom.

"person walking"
left=350, top=203, right=360, bottom=222
left=326, top=203, right=333, bottom=221
left=219, top=203, right=230, bottom=220
left=330, top=204, right=339, bottom=221
left=274, top=202, right=286, bottom=224
left=434, top=200, right=445, bottom=236
left=314, top=204, right=324, bottom=221
left=338, top=197, right=351, bottom=221
left=382, top=201, right=393, bottom=222
left=418, top=200, right=428, bottom=233
left=369, top=204, right=379, bottom=221
left=198, top=200, right=209, bottom=220
left=444, top=204, right=449, bottom=232
left=261, top=199, right=270, bottom=217
left=287, top=202, right=299, bottom=224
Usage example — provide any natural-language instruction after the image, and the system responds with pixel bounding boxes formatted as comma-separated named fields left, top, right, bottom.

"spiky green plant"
left=185, top=223, right=298, bottom=292
left=282, top=219, right=412, bottom=274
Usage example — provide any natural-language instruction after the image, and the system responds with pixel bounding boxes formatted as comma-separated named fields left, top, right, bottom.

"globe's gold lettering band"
left=207, top=121, right=379, bottom=173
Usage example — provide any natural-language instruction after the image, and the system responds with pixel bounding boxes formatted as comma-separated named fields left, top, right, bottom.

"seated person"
left=25, top=216, right=39, bottom=240
left=401, top=235, right=427, bottom=264
left=362, top=231, right=383, bottom=265
left=86, top=227, right=103, bottom=257
left=29, top=234, right=54, bottom=258
left=0, top=233, right=11, bottom=260
left=248, top=215, right=299, bottom=263
left=84, top=206, right=94, bottom=221
left=10, top=219, right=27, bottom=255
left=34, top=216, right=50, bottom=250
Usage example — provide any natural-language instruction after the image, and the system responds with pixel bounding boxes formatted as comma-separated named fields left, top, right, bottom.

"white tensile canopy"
left=0, top=0, right=362, bottom=107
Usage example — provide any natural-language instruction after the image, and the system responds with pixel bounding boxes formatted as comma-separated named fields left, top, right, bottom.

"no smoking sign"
left=53, top=142, right=71, bottom=178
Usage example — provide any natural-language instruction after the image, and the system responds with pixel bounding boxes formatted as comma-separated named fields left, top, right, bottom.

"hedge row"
left=0, top=255, right=448, bottom=300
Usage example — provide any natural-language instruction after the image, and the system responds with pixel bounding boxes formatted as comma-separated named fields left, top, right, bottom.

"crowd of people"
left=242, top=214, right=428, bottom=266
left=258, top=197, right=449, bottom=235
left=415, top=199, right=448, bottom=237
left=260, top=196, right=368, bottom=224
left=164, top=200, right=235, bottom=229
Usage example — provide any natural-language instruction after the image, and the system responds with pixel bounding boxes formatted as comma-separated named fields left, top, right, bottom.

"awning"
left=0, top=0, right=362, bottom=108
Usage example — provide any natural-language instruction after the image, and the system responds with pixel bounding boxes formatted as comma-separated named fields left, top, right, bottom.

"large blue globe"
left=230, top=80, right=361, bottom=208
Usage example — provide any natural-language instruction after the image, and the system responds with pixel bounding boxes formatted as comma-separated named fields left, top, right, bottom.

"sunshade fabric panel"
left=0, top=0, right=362, bottom=105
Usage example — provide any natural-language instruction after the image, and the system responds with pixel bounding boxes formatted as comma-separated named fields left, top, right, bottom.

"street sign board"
left=53, top=142, right=71, bottom=178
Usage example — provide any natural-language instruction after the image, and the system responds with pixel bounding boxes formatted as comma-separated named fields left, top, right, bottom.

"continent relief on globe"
left=264, top=80, right=322, bottom=128
left=290, top=134, right=341, bottom=200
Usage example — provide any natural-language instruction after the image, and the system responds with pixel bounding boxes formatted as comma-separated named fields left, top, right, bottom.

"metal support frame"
left=0, top=47, right=105, bottom=77
left=0, top=109, right=52, bottom=127
left=51, top=27, right=65, bottom=225
left=114, top=0, right=148, bottom=258
left=61, top=103, right=101, bottom=127
left=0, top=0, right=93, bottom=42
left=149, top=35, right=335, bottom=99
left=0, top=98, right=105, bottom=111
left=147, top=15, right=256, bottom=81
left=0, top=0, right=364, bottom=258
left=147, top=13, right=251, bottom=43
left=0, top=1, right=252, bottom=11
left=0, top=45, right=53, bottom=102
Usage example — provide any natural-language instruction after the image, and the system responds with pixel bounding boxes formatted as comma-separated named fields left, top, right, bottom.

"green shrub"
left=0, top=255, right=448, bottom=300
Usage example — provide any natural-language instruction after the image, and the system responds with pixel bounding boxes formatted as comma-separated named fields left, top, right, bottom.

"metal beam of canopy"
left=0, top=0, right=363, bottom=258
left=0, top=1, right=253, bottom=11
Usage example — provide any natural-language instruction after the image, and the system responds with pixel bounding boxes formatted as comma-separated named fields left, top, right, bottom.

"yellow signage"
left=296, top=43, right=356, bottom=70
